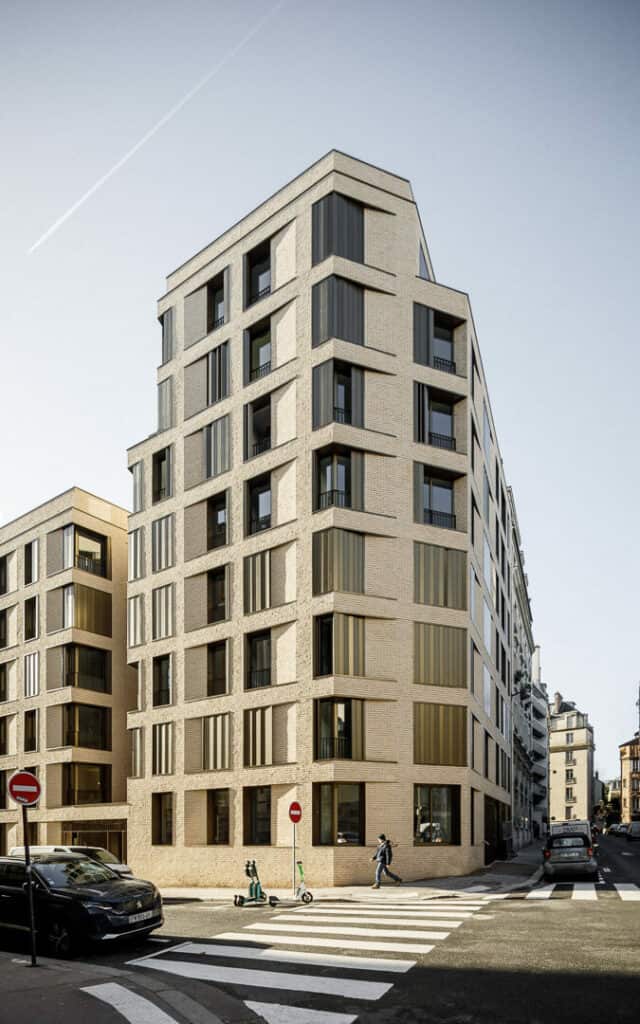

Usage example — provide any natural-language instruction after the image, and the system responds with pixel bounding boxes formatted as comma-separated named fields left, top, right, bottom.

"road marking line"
left=245, top=1001, right=357, bottom=1024
left=526, top=886, right=555, bottom=900
left=290, top=907, right=475, bottom=920
left=216, top=931, right=435, bottom=954
left=602, top=867, right=612, bottom=873
left=127, top=942, right=194, bottom=963
left=274, top=913, right=461, bottom=929
left=246, top=922, right=449, bottom=941
left=82, top=982, right=178, bottom=1023
left=176, top=940, right=414, bottom=972
left=572, top=884, right=597, bottom=901
left=127, top=956, right=391, bottom=1000
left=614, top=883, right=640, bottom=901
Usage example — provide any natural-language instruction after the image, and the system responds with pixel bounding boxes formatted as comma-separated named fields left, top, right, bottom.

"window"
left=414, top=542, right=466, bottom=609
left=312, top=359, right=364, bottom=429
left=204, top=415, right=231, bottom=479
left=208, top=640, right=227, bottom=696
left=153, top=654, right=172, bottom=706
left=483, top=403, right=492, bottom=456
left=246, top=630, right=271, bottom=689
left=245, top=239, right=271, bottom=307
left=314, top=447, right=364, bottom=511
left=75, top=527, right=107, bottom=578
left=151, top=515, right=173, bottom=572
left=312, top=276, right=364, bottom=347
left=208, top=566, right=228, bottom=623
left=413, top=304, right=460, bottom=373
left=24, top=651, right=38, bottom=697
left=157, top=377, right=173, bottom=432
left=315, top=699, right=363, bottom=760
left=244, top=550, right=271, bottom=614
left=207, top=271, right=226, bottom=330
left=64, top=644, right=110, bottom=692
left=414, top=703, right=467, bottom=765
left=244, top=706, right=274, bottom=768
left=130, top=461, right=144, bottom=513
left=245, top=318, right=272, bottom=382
left=413, top=383, right=456, bottom=450
left=152, top=584, right=174, bottom=640
left=208, top=492, right=228, bottom=549
left=24, top=539, right=38, bottom=585
left=483, top=599, right=492, bottom=651
left=62, top=763, right=111, bottom=805
left=129, top=728, right=143, bottom=778
left=152, top=722, right=174, bottom=775
left=160, top=306, right=175, bottom=364
left=566, top=732, right=574, bottom=745
left=128, top=528, right=144, bottom=581
left=184, top=270, right=228, bottom=347
left=208, top=341, right=229, bottom=403
left=313, top=528, right=364, bottom=595
left=483, top=470, right=491, bottom=520
left=244, top=394, right=271, bottom=459
left=247, top=474, right=272, bottom=534
left=312, top=192, right=364, bottom=265
left=414, top=623, right=467, bottom=687
left=207, top=789, right=230, bottom=844
left=414, top=784, right=460, bottom=845
left=313, top=782, right=364, bottom=845
left=24, top=596, right=38, bottom=641
left=128, top=594, right=145, bottom=648
left=24, top=709, right=38, bottom=752
left=64, top=584, right=112, bottom=636
left=313, top=613, right=365, bottom=678
left=0, top=555, right=7, bottom=596
left=414, top=464, right=456, bottom=529
left=243, top=785, right=271, bottom=844
left=64, top=703, right=111, bottom=750
left=152, top=793, right=173, bottom=845
left=0, top=663, right=7, bottom=702
left=152, top=447, right=172, bottom=503
left=483, top=664, right=492, bottom=717
left=0, top=609, right=7, bottom=649
left=0, top=716, right=7, bottom=755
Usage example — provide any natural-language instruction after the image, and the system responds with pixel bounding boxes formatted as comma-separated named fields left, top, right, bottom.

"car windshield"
left=551, top=836, right=587, bottom=848
left=34, top=859, right=118, bottom=887
left=72, top=847, right=119, bottom=865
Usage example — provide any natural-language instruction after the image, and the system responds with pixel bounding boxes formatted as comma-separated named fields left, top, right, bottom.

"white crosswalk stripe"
left=291, top=907, right=476, bottom=919
left=173, top=940, right=415, bottom=972
left=276, top=913, right=462, bottom=929
left=572, top=884, right=597, bottom=901
left=525, top=882, right=640, bottom=900
left=247, top=921, right=451, bottom=941
left=245, top=1000, right=357, bottom=1023
left=217, top=931, right=437, bottom=954
left=614, top=883, right=640, bottom=901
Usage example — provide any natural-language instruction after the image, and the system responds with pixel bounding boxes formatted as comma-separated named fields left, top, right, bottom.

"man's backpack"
left=386, top=842, right=393, bottom=864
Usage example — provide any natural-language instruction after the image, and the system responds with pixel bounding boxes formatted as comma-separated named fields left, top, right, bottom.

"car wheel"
left=47, top=918, right=75, bottom=958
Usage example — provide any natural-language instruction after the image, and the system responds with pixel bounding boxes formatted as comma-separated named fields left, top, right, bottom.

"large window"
left=313, top=613, right=364, bottom=678
left=153, top=654, right=172, bottom=707
left=313, top=782, right=364, bottom=845
left=413, top=304, right=461, bottom=374
left=152, top=447, right=172, bottom=503
left=312, top=192, right=364, bottom=265
left=247, top=474, right=272, bottom=534
left=315, top=699, right=363, bottom=760
left=207, top=492, right=228, bottom=549
left=414, top=703, right=467, bottom=766
left=207, top=789, right=230, bottom=844
left=63, top=703, right=111, bottom=750
left=24, top=596, right=38, bottom=641
left=246, top=630, right=271, bottom=689
left=414, top=784, right=460, bottom=845
left=245, top=239, right=271, bottom=307
left=413, top=383, right=456, bottom=450
left=415, top=465, right=456, bottom=529
left=24, top=709, right=38, bottom=752
left=244, top=785, right=271, bottom=844
left=208, top=567, right=228, bottom=623
left=246, top=318, right=272, bottom=382
left=152, top=793, right=174, bottom=845
left=312, top=359, right=364, bottom=429
left=312, top=276, right=364, bottom=347
left=314, top=447, right=364, bottom=512
left=63, top=763, right=111, bottom=805
left=208, top=640, right=227, bottom=697
left=244, top=394, right=271, bottom=459
left=64, top=645, right=110, bottom=692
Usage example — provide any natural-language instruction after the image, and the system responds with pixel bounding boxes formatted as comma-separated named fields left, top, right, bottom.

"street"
left=0, top=837, right=638, bottom=1024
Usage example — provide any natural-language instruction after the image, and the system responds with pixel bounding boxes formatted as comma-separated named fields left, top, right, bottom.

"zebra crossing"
left=521, top=881, right=640, bottom=901
left=126, top=893, right=495, bottom=1022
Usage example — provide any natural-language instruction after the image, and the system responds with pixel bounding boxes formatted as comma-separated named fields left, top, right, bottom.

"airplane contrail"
left=28, top=0, right=287, bottom=254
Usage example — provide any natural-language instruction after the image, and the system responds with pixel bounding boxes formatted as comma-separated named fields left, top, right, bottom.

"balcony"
left=252, top=436, right=271, bottom=457
left=75, top=554, right=106, bottom=577
left=565, top=757, right=577, bottom=766
left=566, top=796, right=577, bottom=804
left=318, top=735, right=351, bottom=760
left=318, top=489, right=349, bottom=510
left=429, top=431, right=456, bottom=451
left=250, top=361, right=271, bottom=381
left=433, top=355, right=456, bottom=374
left=246, top=669, right=271, bottom=690
left=423, top=508, right=456, bottom=529
left=333, top=406, right=351, bottom=425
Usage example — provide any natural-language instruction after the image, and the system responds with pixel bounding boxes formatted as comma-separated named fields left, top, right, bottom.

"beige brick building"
left=125, top=150, right=524, bottom=886
left=0, top=489, right=130, bottom=857
left=619, top=734, right=640, bottom=823
left=549, top=693, right=595, bottom=823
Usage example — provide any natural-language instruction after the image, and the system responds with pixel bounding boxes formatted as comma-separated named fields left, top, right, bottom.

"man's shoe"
left=395, top=878, right=403, bottom=885
left=371, top=883, right=380, bottom=889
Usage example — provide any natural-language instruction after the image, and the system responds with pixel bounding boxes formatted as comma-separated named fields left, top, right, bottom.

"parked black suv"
left=0, top=853, right=163, bottom=956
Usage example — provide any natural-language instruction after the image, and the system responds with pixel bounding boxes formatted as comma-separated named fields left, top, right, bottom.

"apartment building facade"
left=619, top=735, right=640, bottom=823
left=549, top=693, right=594, bottom=822
left=125, top=150, right=522, bottom=886
left=0, top=489, right=130, bottom=857
left=530, top=647, right=549, bottom=835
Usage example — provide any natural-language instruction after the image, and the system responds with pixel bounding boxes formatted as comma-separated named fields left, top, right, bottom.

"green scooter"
left=234, top=859, right=278, bottom=907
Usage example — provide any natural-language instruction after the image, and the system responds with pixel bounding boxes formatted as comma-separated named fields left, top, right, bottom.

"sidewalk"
left=160, top=840, right=545, bottom=903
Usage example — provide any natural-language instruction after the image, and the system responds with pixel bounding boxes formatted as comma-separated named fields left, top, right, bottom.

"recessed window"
left=246, top=474, right=271, bottom=535
left=24, top=540, right=38, bottom=586
left=152, top=447, right=172, bottom=503
left=207, top=492, right=228, bottom=549
left=207, top=789, right=230, bottom=844
left=24, top=597, right=38, bottom=641
left=152, top=793, right=173, bottom=845
left=64, top=645, right=110, bottom=693
left=414, top=784, right=460, bottom=845
left=208, top=567, right=228, bottom=624
left=208, top=640, right=227, bottom=697
left=245, top=318, right=272, bottom=382
left=245, top=240, right=271, bottom=307
left=244, top=394, right=271, bottom=459
left=75, top=528, right=107, bottom=577
left=153, top=654, right=172, bottom=707
left=312, top=192, right=364, bottom=266
left=243, top=785, right=271, bottom=844
left=64, top=703, right=111, bottom=750
left=24, top=709, right=38, bottom=753
left=62, top=763, right=111, bottom=805
left=315, top=699, right=363, bottom=760
left=246, top=630, right=271, bottom=690
left=313, top=782, right=364, bottom=845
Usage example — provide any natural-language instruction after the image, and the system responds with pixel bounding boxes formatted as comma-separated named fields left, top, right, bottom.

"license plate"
left=128, top=909, right=155, bottom=924
left=558, top=851, right=581, bottom=859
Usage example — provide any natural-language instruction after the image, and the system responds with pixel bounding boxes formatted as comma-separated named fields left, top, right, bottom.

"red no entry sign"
left=289, top=801, right=302, bottom=823
left=8, top=770, right=41, bottom=807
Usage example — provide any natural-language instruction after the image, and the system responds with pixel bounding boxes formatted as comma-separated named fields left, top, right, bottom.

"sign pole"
left=292, top=821, right=296, bottom=897
left=22, top=804, right=37, bottom=968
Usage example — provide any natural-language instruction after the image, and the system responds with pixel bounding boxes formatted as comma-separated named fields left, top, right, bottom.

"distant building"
left=549, top=693, right=594, bottom=822
left=619, top=734, right=640, bottom=823
left=592, top=772, right=605, bottom=809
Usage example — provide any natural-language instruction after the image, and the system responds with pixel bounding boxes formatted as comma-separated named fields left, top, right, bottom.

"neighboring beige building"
left=619, top=735, right=640, bottom=823
left=549, top=693, right=594, bottom=823
left=530, top=647, right=549, bottom=835
left=125, top=150, right=525, bottom=886
left=0, top=489, right=131, bottom=858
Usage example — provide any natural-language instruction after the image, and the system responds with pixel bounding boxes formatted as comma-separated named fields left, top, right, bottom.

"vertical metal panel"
left=334, top=613, right=364, bottom=676
left=351, top=698, right=364, bottom=760
left=184, top=356, right=208, bottom=419
left=351, top=451, right=364, bottom=511
left=351, top=365, right=364, bottom=427
left=222, top=266, right=231, bottom=324
left=313, top=529, right=364, bottom=595
left=414, top=702, right=467, bottom=765
left=244, top=550, right=271, bottom=614
left=46, top=528, right=64, bottom=577
left=414, top=623, right=467, bottom=687
left=413, top=303, right=433, bottom=366
left=157, top=376, right=173, bottom=431
left=184, top=286, right=207, bottom=348
left=413, top=381, right=426, bottom=442
left=413, top=462, right=424, bottom=523
left=312, top=360, right=333, bottom=429
left=205, top=415, right=230, bottom=479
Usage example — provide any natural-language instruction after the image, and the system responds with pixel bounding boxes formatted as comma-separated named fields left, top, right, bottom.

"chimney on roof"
left=553, top=692, right=563, bottom=715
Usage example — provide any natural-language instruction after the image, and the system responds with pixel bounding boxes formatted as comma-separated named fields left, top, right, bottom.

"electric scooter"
left=295, top=859, right=313, bottom=904
left=233, top=859, right=278, bottom=907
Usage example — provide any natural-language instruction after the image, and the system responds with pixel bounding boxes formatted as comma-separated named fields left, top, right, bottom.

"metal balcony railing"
left=212, top=313, right=225, bottom=329
left=566, top=796, right=577, bottom=804
left=318, top=735, right=351, bottom=760
left=565, top=757, right=577, bottom=766
left=250, top=361, right=271, bottom=381
left=246, top=669, right=271, bottom=690
left=433, top=355, right=456, bottom=374
left=248, top=284, right=271, bottom=305
left=249, top=514, right=272, bottom=534
left=318, top=489, right=349, bottom=510
left=423, top=508, right=456, bottom=529
left=252, top=437, right=271, bottom=457
left=75, top=554, right=106, bottom=577
left=333, top=406, right=351, bottom=425
left=429, top=431, right=456, bottom=451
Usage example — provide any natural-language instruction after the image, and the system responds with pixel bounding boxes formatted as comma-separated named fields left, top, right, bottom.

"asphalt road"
left=0, top=836, right=638, bottom=1024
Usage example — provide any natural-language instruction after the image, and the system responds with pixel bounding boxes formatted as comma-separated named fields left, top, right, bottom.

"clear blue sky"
left=2, top=0, right=638, bottom=777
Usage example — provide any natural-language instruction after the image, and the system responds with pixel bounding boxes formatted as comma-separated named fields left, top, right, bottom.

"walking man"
left=371, top=834, right=402, bottom=888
